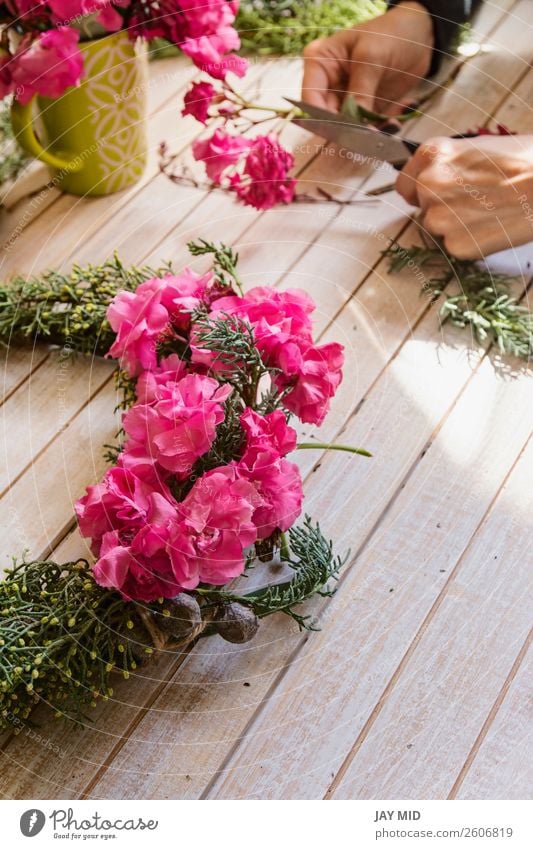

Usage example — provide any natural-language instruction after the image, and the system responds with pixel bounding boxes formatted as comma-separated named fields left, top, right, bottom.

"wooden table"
left=0, top=0, right=531, bottom=800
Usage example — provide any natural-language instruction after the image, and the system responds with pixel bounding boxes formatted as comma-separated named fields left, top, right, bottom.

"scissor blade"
left=291, top=116, right=414, bottom=167
left=285, top=97, right=364, bottom=127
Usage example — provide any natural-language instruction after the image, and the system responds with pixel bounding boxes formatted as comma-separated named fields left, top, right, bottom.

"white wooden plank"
left=0, top=346, right=49, bottom=406
left=0, top=372, right=119, bottom=568
left=332, top=439, right=533, bottom=799
left=0, top=354, right=112, bottom=497
left=454, top=641, right=533, bottom=799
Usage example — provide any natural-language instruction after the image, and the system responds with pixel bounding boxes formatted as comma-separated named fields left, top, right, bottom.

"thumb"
left=346, top=59, right=382, bottom=112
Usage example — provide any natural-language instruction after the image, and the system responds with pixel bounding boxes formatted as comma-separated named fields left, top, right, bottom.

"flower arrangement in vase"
left=1, top=0, right=245, bottom=194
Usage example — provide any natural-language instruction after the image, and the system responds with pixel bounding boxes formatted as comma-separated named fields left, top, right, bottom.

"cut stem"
left=279, top=532, right=291, bottom=561
left=297, top=442, right=372, bottom=457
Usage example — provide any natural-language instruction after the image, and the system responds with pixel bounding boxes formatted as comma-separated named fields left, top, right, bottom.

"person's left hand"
left=396, top=135, right=533, bottom=259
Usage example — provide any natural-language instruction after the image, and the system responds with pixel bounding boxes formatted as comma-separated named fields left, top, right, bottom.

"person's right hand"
left=301, top=1, right=434, bottom=114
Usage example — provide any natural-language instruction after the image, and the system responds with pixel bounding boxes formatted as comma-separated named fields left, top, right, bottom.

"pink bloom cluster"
left=1, top=0, right=243, bottom=104
left=181, top=80, right=297, bottom=210
left=192, top=131, right=296, bottom=210
left=193, top=285, right=344, bottom=424
left=75, top=265, right=343, bottom=602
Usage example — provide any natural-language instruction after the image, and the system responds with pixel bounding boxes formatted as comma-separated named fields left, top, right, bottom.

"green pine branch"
left=384, top=243, right=533, bottom=360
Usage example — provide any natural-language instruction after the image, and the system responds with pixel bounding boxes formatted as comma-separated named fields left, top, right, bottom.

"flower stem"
left=297, top=442, right=372, bottom=457
left=279, top=532, right=291, bottom=561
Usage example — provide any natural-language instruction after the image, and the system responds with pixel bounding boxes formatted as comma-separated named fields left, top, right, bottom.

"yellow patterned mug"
left=11, top=31, right=148, bottom=196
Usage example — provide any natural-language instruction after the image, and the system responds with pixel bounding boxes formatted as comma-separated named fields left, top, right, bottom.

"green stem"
left=297, top=442, right=372, bottom=457
left=279, top=532, right=291, bottom=561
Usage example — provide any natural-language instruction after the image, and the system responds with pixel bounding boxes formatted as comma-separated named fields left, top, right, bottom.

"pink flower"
left=47, top=0, right=127, bottom=27
left=193, top=128, right=252, bottom=182
left=237, top=409, right=302, bottom=538
left=106, top=266, right=219, bottom=375
left=168, top=466, right=261, bottom=587
left=276, top=341, right=345, bottom=425
left=130, top=0, right=245, bottom=80
left=11, top=28, right=84, bottom=104
left=94, top=528, right=182, bottom=602
left=241, top=452, right=303, bottom=539
left=75, top=464, right=178, bottom=555
left=158, top=267, right=215, bottom=329
left=191, top=286, right=315, bottom=372
left=233, top=135, right=296, bottom=209
left=240, top=408, right=297, bottom=458
left=212, top=286, right=315, bottom=339
left=182, top=81, right=217, bottom=124
left=106, top=278, right=170, bottom=377
left=122, top=373, right=233, bottom=477
left=182, top=36, right=248, bottom=80
left=134, top=354, right=188, bottom=405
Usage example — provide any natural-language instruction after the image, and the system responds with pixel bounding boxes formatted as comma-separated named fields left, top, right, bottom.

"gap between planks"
left=447, top=625, right=533, bottom=799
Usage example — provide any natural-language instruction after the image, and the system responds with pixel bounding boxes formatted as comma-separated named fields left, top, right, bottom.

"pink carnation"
left=75, top=464, right=178, bottom=555
left=182, top=36, right=248, bottom=80
left=193, top=128, right=252, bottom=182
left=158, top=268, right=215, bottom=329
left=11, top=28, right=84, bottom=104
left=237, top=409, right=302, bottom=538
left=240, top=408, right=297, bottom=458
left=94, top=528, right=182, bottom=602
left=234, top=135, right=296, bottom=210
left=212, top=286, right=315, bottom=338
left=106, top=269, right=213, bottom=376
left=134, top=354, right=188, bottom=405
left=122, top=373, right=232, bottom=477
left=182, top=81, right=217, bottom=124
left=106, top=278, right=170, bottom=377
left=130, top=0, right=245, bottom=79
left=168, top=466, right=261, bottom=587
left=192, top=286, right=315, bottom=373
left=276, top=341, right=345, bottom=425
left=47, top=0, right=129, bottom=29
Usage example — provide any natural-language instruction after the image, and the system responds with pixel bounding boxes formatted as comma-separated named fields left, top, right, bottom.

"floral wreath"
left=0, top=239, right=372, bottom=730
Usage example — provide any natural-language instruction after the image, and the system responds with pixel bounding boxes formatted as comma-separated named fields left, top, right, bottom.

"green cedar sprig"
left=198, top=516, right=346, bottom=630
left=187, top=238, right=243, bottom=294
left=0, top=557, right=153, bottom=731
left=0, top=255, right=173, bottom=357
left=384, top=243, right=533, bottom=360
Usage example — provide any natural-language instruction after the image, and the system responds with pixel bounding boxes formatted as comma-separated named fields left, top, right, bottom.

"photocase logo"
left=20, top=809, right=46, bottom=837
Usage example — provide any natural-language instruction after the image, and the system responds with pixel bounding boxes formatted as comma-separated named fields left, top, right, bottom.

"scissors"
left=285, top=97, right=420, bottom=170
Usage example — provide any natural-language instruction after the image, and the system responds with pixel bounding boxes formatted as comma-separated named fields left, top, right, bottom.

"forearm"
left=388, top=0, right=483, bottom=74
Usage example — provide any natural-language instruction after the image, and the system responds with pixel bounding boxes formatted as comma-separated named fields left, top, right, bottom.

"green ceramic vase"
left=11, top=31, right=149, bottom=196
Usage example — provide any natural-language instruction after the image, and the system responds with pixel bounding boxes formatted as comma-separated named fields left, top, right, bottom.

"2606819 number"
left=462, top=828, right=513, bottom=838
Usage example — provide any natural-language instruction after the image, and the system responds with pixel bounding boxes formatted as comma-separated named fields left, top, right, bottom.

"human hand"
left=396, top=135, right=533, bottom=259
left=301, top=1, right=434, bottom=114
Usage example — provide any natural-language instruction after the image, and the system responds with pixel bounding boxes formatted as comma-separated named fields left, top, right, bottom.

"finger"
left=301, top=56, right=332, bottom=109
left=396, top=138, right=452, bottom=206
left=445, top=219, right=516, bottom=260
left=346, top=60, right=382, bottom=112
